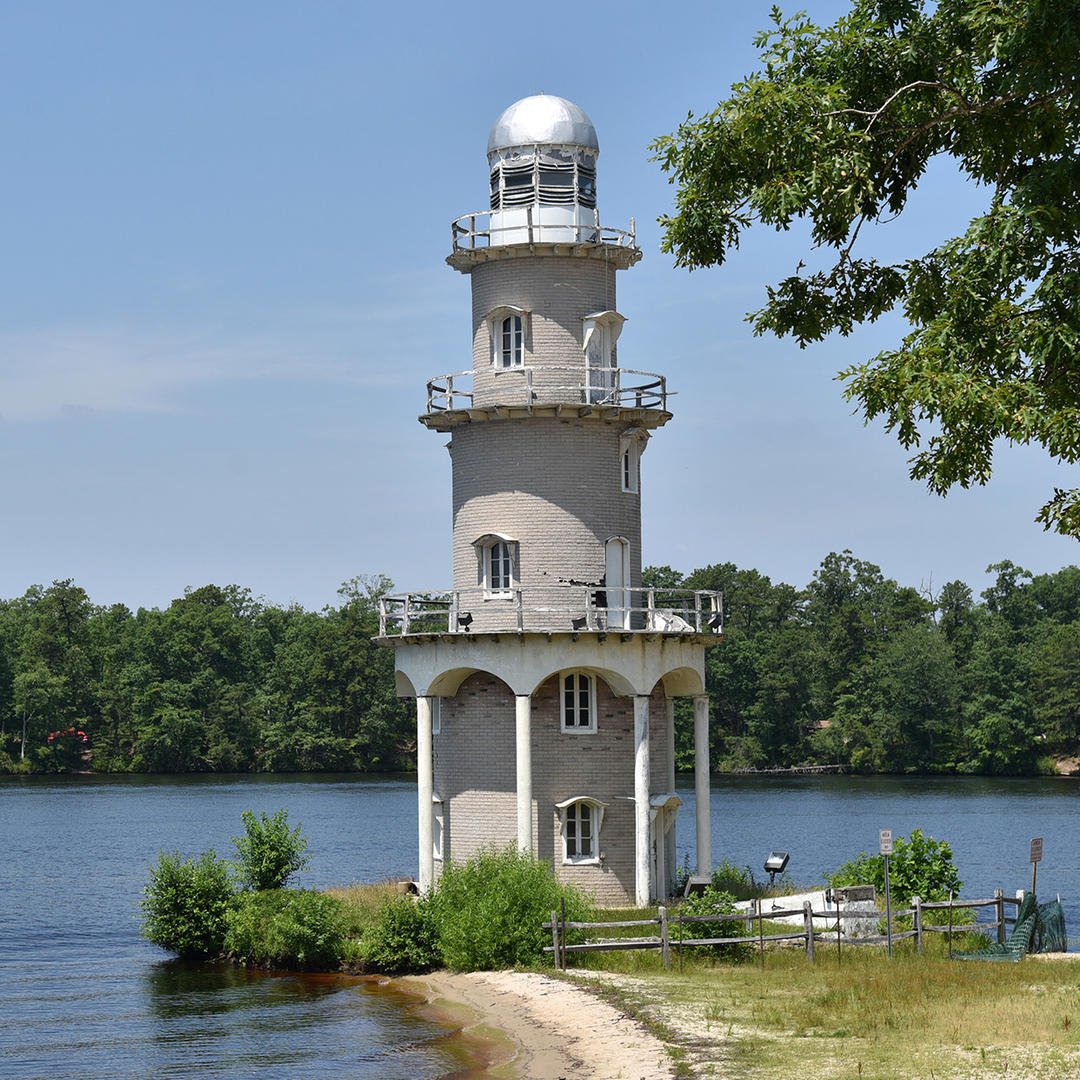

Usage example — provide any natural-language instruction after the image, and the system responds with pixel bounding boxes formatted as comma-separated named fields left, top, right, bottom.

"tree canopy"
left=652, top=0, right=1080, bottom=536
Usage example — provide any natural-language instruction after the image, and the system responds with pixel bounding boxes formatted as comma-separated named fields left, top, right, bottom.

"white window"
left=431, top=697, right=441, bottom=736
left=561, top=671, right=596, bottom=733
left=485, top=305, right=529, bottom=368
left=619, top=433, right=642, bottom=494
left=474, top=533, right=518, bottom=598
left=499, top=314, right=523, bottom=367
left=556, top=797, right=608, bottom=865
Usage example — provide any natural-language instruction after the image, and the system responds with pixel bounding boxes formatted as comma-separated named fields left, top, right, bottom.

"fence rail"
left=543, top=893, right=1022, bottom=970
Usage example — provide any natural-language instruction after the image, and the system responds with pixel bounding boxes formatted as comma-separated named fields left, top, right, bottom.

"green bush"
left=825, top=829, right=963, bottom=903
left=362, top=895, right=441, bottom=974
left=231, top=809, right=310, bottom=891
left=141, top=849, right=235, bottom=958
left=677, top=886, right=754, bottom=962
left=426, top=846, right=593, bottom=971
left=224, top=889, right=352, bottom=969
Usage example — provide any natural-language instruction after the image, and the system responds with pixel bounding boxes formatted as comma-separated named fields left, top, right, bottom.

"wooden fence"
left=543, top=891, right=1021, bottom=970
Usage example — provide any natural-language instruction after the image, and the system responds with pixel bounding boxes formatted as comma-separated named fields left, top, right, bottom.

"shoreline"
left=395, top=970, right=672, bottom=1080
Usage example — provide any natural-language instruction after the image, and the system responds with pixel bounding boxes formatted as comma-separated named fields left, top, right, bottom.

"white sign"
left=1030, top=837, right=1043, bottom=864
left=879, top=829, right=893, bottom=856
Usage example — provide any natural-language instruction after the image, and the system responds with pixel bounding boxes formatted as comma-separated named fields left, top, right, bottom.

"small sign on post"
left=880, top=829, right=893, bottom=958
left=1030, top=837, right=1043, bottom=895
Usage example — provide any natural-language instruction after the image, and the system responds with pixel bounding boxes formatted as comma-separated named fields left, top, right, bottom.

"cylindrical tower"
left=380, top=96, right=720, bottom=907
left=428, top=94, right=671, bottom=633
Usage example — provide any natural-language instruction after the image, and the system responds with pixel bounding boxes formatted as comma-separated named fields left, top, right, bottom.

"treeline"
left=3, top=552, right=1079, bottom=776
left=0, top=576, right=411, bottom=774
left=653, top=553, right=1080, bottom=775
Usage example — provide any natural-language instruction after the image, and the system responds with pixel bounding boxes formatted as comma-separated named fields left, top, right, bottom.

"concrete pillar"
left=515, top=694, right=533, bottom=853
left=693, top=693, right=712, bottom=877
left=416, top=695, right=435, bottom=895
left=634, top=694, right=651, bottom=907
left=665, top=697, right=677, bottom=898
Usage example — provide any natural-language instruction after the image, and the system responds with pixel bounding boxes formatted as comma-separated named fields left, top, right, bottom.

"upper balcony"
left=447, top=208, right=642, bottom=272
left=377, top=586, right=722, bottom=641
left=421, top=364, right=671, bottom=430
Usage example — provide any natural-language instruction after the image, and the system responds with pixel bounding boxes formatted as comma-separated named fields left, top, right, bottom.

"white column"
left=693, top=693, right=712, bottom=877
left=665, top=697, right=677, bottom=892
left=515, top=694, right=533, bottom=853
left=416, top=696, right=435, bottom=895
left=634, top=694, right=651, bottom=908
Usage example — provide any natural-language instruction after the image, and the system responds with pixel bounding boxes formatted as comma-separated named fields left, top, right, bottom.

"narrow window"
left=500, top=315, right=523, bottom=367
left=475, top=534, right=518, bottom=598
left=431, top=697, right=441, bottom=736
left=433, top=796, right=444, bottom=860
left=489, top=540, right=513, bottom=593
left=556, top=796, right=607, bottom=864
left=561, top=672, right=596, bottom=733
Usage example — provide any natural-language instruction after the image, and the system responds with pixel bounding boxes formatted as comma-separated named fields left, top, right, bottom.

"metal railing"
left=451, top=208, right=638, bottom=252
left=425, top=364, right=669, bottom=413
left=377, top=586, right=722, bottom=638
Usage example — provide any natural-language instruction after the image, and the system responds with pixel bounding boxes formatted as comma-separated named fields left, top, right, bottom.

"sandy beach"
left=400, top=970, right=673, bottom=1080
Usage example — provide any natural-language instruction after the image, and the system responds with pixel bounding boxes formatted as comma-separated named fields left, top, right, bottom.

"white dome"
left=487, top=95, right=598, bottom=156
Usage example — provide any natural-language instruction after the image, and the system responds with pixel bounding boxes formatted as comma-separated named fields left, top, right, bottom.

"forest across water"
left=2, top=552, right=1078, bottom=777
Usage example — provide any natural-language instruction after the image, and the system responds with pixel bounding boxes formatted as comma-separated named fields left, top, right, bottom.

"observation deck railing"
left=426, top=364, right=669, bottom=413
left=378, top=586, right=722, bottom=638
left=451, top=209, right=638, bottom=252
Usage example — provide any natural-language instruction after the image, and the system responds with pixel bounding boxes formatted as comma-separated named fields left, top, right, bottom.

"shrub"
left=677, top=886, right=753, bottom=962
left=362, top=895, right=441, bottom=974
left=426, top=846, right=593, bottom=971
left=231, top=809, right=310, bottom=891
left=224, top=889, right=351, bottom=969
left=141, top=849, right=235, bottom=958
left=825, top=829, right=963, bottom=903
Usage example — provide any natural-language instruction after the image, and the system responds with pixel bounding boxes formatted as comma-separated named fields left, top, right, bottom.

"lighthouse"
left=378, top=95, right=721, bottom=907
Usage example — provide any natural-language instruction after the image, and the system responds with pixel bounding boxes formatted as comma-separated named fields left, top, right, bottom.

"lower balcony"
left=377, top=586, right=722, bottom=639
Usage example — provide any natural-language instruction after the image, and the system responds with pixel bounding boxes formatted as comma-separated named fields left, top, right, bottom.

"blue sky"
left=1, top=0, right=1076, bottom=612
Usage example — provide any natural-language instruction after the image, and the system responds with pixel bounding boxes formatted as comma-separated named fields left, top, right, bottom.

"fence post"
left=913, top=895, right=923, bottom=954
left=757, top=898, right=765, bottom=969
left=551, top=909, right=560, bottom=971
left=803, top=900, right=815, bottom=963
left=995, top=888, right=1006, bottom=944
left=560, top=896, right=567, bottom=970
left=659, top=906, right=670, bottom=969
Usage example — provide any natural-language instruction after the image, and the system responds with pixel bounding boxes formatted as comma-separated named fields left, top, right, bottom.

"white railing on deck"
left=426, top=365, right=669, bottom=412
left=451, top=208, right=637, bottom=251
left=378, top=586, right=722, bottom=638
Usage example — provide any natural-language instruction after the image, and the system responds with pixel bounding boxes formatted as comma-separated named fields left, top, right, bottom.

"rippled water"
left=0, top=775, right=478, bottom=1080
left=1, top=772, right=1077, bottom=1078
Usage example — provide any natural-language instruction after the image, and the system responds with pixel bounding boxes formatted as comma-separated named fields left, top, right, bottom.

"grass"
left=564, top=939, right=1080, bottom=1079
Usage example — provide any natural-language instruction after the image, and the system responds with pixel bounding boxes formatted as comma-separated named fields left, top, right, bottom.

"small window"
left=500, top=315, right=523, bottom=368
left=556, top=796, right=607, bottom=865
left=475, top=533, right=518, bottom=598
left=561, top=672, right=596, bottom=733
left=486, top=306, right=529, bottom=369
left=431, top=697, right=441, bottom=736
left=619, top=430, right=645, bottom=494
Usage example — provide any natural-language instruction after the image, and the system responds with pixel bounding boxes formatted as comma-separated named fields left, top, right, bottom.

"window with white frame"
left=619, top=429, right=645, bottom=494
left=556, top=797, right=607, bottom=864
left=561, top=671, right=596, bottom=733
left=431, top=697, right=441, bottom=736
left=485, top=306, right=529, bottom=368
left=474, top=533, right=517, bottom=598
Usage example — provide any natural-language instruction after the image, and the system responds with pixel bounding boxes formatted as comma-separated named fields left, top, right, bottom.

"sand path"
left=403, top=970, right=673, bottom=1079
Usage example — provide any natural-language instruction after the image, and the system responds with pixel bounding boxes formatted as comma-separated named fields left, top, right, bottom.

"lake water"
left=1, top=772, right=1077, bottom=1078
